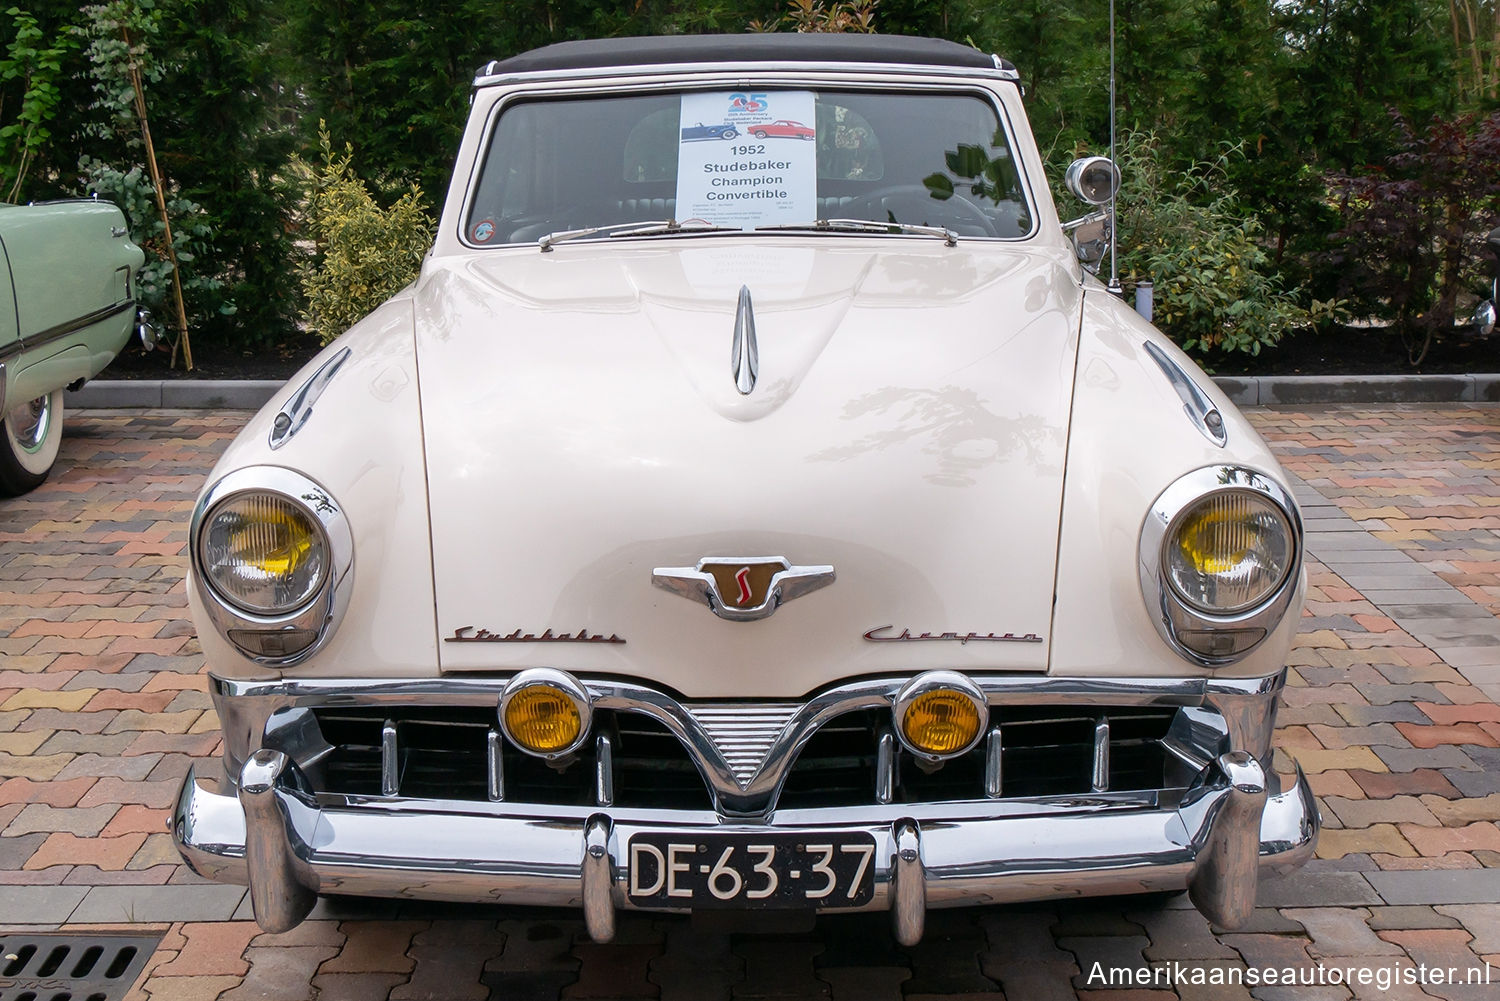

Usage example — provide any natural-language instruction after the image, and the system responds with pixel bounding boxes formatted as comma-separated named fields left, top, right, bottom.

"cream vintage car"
left=173, top=34, right=1317, bottom=943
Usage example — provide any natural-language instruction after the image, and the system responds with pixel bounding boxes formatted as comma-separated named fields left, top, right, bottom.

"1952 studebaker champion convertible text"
left=172, top=34, right=1318, bottom=945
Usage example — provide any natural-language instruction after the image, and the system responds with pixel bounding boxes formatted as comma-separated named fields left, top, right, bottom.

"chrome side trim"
left=732, top=285, right=759, bottom=395
left=190, top=467, right=356, bottom=668
left=269, top=346, right=352, bottom=450
left=1143, top=341, right=1227, bottom=447
left=12, top=299, right=134, bottom=357
left=1137, top=466, right=1303, bottom=667
left=209, top=671, right=1283, bottom=816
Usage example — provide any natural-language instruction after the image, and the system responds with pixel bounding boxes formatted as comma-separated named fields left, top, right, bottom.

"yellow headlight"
left=900, top=689, right=983, bottom=756
left=503, top=684, right=583, bottom=755
left=1167, top=490, right=1293, bottom=614
left=201, top=492, right=326, bottom=614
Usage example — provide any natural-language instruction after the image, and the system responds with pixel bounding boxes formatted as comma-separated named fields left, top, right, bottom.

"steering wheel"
left=841, top=184, right=998, bottom=237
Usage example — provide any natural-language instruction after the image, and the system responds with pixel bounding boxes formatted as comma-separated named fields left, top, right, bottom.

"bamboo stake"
left=121, top=22, right=192, bottom=370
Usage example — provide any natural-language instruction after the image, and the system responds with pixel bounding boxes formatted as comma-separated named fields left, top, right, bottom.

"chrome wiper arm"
left=538, top=219, right=738, bottom=252
left=756, top=218, right=957, bottom=247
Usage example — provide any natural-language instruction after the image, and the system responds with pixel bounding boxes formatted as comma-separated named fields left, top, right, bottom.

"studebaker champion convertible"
left=0, top=199, right=146, bottom=494
left=173, top=34, right=1317, bottom=944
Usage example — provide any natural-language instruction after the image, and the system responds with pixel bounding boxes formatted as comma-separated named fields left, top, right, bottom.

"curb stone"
left=66, top=375, right=1500, bottom=410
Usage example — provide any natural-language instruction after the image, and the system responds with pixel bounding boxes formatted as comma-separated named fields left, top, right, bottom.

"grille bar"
left=1091, top=718, right=1110, bottom=793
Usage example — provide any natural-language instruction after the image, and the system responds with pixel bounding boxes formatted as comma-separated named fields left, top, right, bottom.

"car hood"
left=415, top=238, right=1082, bottom=697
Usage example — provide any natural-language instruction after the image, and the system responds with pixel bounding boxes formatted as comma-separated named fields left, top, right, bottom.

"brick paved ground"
left=2, top=405, right=1500, bottom=1000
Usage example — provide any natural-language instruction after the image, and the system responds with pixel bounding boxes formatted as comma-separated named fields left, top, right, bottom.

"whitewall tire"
left=0, top=389, right=64, bottom=495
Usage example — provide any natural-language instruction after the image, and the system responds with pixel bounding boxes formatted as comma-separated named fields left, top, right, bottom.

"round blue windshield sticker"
left=472, top=219, right=496, bottom=243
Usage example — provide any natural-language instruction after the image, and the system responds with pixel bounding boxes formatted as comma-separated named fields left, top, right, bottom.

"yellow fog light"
left=499, top=669, right=591, bottom=757
left=893, top=672, right=988, bottom=760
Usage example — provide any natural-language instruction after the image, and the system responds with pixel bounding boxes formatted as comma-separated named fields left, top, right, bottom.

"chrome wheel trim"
left=8, top=395, right=52, bottom=454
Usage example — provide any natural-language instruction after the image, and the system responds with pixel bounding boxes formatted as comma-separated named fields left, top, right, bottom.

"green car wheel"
left=0, top=388, right=63, bottom=495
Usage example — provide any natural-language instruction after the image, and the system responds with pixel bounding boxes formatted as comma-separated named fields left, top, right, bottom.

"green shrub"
left=301, top=128, right=433, bottom=345
left=1112, top=133, right=1328, bottom=359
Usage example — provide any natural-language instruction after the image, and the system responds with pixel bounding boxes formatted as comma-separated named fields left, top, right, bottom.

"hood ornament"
left=731, top=285, right=759, bottom=395
left=653, top=557, right=833, bottom=622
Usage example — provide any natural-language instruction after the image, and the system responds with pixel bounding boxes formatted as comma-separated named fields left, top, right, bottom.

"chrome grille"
left=684, top=704, right=799, bottom=787
left=299, top=702, right=1184, bottom=813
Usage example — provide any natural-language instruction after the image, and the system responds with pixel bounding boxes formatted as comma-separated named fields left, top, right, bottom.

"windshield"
left=464, top=89, right=1032, bottom=246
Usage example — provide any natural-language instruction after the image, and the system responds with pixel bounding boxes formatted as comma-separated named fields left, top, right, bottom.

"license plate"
left=626, top=832, right=876, bottom=909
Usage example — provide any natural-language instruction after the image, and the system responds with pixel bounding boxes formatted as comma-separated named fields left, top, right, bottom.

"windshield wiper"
left=755, top=218, right=957, bottom=247
left=538, top=219, right=739, bottom=252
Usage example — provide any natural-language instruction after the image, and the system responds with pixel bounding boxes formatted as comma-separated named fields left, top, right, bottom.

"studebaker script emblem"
left=446, top=627, right=625, bottom=644
left=863, top=625, right=1042, bottom=644
left=653, top=557, right=834, bottom=622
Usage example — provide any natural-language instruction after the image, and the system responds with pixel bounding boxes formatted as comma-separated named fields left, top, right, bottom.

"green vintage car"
left=0, top=199, right=146, bottom=494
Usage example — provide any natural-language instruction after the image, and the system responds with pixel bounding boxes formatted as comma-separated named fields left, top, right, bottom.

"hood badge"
left=653, top=557, right=833, bottom=622
left=731, top=285, right=759, bottom=395
left=447, top=626, right=625, bottom=644
left=864, top=625, right=1042, bottom=644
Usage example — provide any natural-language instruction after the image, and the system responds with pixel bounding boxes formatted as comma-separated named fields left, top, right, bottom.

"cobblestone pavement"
left=3, top=405, right=1500, bottom=1000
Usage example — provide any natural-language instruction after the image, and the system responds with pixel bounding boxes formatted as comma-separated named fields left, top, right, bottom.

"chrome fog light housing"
left=500, top=669, right=593, bottom=758
left=893, top=672, right=989, bottom=761
left=191, top=467, right=354, bottom=666
left=1140, top=467, right=1301, bottom=666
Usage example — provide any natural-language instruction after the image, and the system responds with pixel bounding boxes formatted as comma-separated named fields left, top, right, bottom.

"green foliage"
left=300, top=129, right=433, bottom=346
left=80, top=155, right=229, bottom=322
left=750, top=0, right=878, bottom=32
left=1113, top=133, right=1325, bottom=359
left=0, top=6, right=77, bottom=200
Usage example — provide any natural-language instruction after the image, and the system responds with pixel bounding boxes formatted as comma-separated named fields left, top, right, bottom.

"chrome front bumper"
left=173, top=670, right=1318, bottom=944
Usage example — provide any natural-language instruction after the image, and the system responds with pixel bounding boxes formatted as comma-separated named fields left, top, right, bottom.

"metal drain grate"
left=0, top=933, right=161, bottom=1001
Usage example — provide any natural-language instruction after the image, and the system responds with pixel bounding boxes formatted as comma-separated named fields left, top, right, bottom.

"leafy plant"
left=80, top=155, right=228, bottom=323
left=0, top=6, right=77, bottom=201
left=300, top=127, right=434, bottom=345
left=1111, top=132, right=1323, bottom=359
left=1328, top=109, right=1500, bottom=364
left=750, top=0, right=878, bottom=32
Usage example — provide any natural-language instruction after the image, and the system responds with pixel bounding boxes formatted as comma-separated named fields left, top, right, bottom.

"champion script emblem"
left=863, top=624, right=1043, bottom=644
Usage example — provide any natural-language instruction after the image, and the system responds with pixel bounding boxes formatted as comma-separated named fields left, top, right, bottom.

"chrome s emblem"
left=652, top=557, right=834, bottom=622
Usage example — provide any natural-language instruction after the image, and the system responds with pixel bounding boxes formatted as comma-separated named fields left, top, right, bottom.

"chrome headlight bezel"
left=1139, top=466, right=1302, bottom=667
left=190, top=466, right=354, bottom=667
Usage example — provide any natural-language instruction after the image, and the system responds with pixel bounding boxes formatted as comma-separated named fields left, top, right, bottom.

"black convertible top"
left=480, top=34, right=1011, bottom=79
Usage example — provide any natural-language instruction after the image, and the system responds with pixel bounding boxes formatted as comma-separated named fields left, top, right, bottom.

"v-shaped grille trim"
left=684, top=704, right=799, bottom=787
